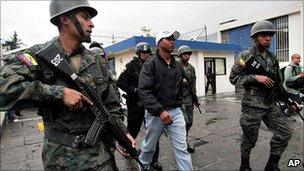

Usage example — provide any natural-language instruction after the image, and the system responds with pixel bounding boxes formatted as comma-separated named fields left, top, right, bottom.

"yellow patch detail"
left=239, top=58, right=246, bottom=66
left=17, top=53, right=38, bottom=67
left=36, top=121, right=45, bottom=132
left=24, top=53, right=38, bottom=65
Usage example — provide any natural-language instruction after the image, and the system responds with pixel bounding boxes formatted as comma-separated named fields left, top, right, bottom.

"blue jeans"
left=139, top=107, right=193, bottom=170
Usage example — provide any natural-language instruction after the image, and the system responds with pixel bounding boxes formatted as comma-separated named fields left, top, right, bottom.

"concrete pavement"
left=0, top=93, right=303, bottom=170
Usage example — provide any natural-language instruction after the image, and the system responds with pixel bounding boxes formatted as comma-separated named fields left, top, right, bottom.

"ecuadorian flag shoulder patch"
left=16, top=53, right=38, bottom=67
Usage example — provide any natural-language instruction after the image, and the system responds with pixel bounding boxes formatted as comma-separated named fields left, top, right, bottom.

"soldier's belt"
left=45, top=128, right=92, bottom=149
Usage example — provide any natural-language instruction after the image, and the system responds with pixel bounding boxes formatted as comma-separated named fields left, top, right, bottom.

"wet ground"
left=1, top=92, right=303, bottom=170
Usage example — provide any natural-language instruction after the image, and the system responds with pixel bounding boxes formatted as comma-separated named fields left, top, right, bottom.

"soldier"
left=178, top=45, right=198, bottom=153
left=89, top=41, right=106, bottom=58
left=0, top=0, right=135, bottom=170
left=138, top=30, right=193, bottom=170
left=117, top=42, right=162, bottom=170
left=205, top=67, right=215, bottom=94
left=89, top=41, right=122, bottom=104
left=230, top=20, right=292, bottom=171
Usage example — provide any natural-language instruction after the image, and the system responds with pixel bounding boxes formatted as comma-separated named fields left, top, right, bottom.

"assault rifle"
left=244, top=56, right=304, bottom=121
left=35, top=43, right=145, bottom=169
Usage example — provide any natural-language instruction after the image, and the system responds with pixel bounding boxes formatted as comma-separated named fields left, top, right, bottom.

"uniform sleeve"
left=284, top=66, right=300, bottom=83
left=117, top=62, right=137, bottom=94
left=138, top=60, right=164, bottom=116
left=97, top=59, right=127, bottom=132
left=0, top=55, right=64, bottom=111
left=229, top=54, right=257, bottom=86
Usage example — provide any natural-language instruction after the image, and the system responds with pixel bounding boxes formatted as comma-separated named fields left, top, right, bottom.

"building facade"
left=105, top=36, right=241, bottom=96
left=218, top=2, right=303, bottom=67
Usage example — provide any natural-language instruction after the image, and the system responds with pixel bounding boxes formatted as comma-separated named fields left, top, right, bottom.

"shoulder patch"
left=17, top=53, right=38, bottom=67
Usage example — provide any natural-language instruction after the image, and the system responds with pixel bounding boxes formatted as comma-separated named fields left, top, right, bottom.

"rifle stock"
left=35, top=43, right=146, bottom=169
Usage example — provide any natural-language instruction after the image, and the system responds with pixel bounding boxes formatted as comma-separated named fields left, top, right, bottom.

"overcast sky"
left=1, top=1, right=301, bottom=47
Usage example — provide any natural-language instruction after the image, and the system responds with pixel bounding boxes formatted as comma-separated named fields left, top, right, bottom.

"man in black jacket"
left=117, top=42, right=162, bottom=170
left=138, top=31, right=193, bottom=170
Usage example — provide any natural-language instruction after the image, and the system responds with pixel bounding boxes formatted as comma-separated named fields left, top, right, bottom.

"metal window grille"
left=275, top=16, right=289, bottom=62
left=221, top=31, right=229, bottom=44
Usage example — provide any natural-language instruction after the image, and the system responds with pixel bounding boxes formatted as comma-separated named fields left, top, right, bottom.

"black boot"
left=187, top=143, right=195, bottom=153
left=239, top=156, right=252, bottom=171
left=264, top=154, right=281, bottom=171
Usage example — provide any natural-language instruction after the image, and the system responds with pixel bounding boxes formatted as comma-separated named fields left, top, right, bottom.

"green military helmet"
left=178, top=45, right=192, bottom=57
left=50, top=0, right=98, bottom=25
left=89, top=41, right=106, bottom=57
left=89, top=41, right=102, bottom=49
left=135, top=42, right=151, bottom=54
left=250, top=20, right=276, bottom=38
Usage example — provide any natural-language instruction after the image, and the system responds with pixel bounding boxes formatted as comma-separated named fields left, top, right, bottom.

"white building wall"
left=189, top=51, right=205, bottom=97
left=114, top=50, right=134, bottom=77
left=289, top=12, right=302, bottom=61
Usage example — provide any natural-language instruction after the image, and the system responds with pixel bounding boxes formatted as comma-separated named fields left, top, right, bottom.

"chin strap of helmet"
left=67, top=13, right=91, bottom=43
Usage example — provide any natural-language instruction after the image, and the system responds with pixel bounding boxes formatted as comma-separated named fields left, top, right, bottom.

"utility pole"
left=195, top=25, right=207, bottom=41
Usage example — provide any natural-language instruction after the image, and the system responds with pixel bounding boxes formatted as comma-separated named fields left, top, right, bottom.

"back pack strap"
left=287, top=64, right=297, bottom=75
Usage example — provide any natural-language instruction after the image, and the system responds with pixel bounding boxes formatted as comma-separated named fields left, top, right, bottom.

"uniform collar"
left=54, top=37, right=95, bottom=74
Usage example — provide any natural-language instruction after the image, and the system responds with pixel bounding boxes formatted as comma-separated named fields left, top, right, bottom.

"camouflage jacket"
left=0, top=37, right=126, bottom=135
left=180, top=62, right=197, bottom=104
left=229, top=47, right=281, bottom=109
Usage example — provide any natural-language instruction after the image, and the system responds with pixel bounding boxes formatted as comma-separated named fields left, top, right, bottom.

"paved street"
left=0, top=92, right=303, bottom=170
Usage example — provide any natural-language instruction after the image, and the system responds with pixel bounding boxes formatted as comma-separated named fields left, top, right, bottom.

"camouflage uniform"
left=229, top=47, right=292, bottom=159
left=0, top=37, right=125, bottom=170
left=181, top=63, right=197, bottom=133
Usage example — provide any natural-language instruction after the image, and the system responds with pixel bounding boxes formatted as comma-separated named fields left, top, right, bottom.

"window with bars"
left=221, top=31, right=229, bottom=44
left=275, top=16, right=289, bottom=62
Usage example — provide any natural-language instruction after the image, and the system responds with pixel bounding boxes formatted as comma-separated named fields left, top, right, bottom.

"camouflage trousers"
left=182, top=101, right=194, bottom=133
left=42, top=137, right=117, bottom=170
left=240, top=105, right=292, bottom=158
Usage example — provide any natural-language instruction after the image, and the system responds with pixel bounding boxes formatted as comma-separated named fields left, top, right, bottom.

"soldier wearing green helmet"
left=178, top=45, right=198, bottom=153
left=0, top=0, right=136, bottom=170
left=230, top=20, right=292, bottom=171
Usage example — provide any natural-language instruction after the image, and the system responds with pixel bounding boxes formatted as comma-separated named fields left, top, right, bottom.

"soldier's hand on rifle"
left=63, top=87, right=93, bottom=110
left=126, top=133, right=137, bottom=148
left=182, top=78, right=189, bottom=86
left=116, top=134, right=136, bottom=158
left=160, top=111, right=173, bottom=125
left=255, top=75, right=274, bottom=88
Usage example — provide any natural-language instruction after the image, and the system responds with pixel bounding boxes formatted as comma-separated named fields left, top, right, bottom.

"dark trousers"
left=205, top=80, right=215, bottom=94
left=127, top=101, right=160, bottom=163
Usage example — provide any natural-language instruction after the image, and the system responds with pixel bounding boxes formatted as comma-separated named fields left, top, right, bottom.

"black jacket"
left=117, top=56, right=143, bottom=102
left=138, top=50, right=183, bottom=116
